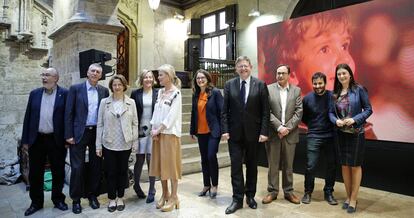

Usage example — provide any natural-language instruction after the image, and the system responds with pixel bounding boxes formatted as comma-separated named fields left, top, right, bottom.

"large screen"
left=257, top=0, right=414, bottom=143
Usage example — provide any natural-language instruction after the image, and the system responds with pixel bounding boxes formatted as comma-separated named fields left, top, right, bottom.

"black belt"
left=85, top=126, right=96, bottom=130
left=38, top=132, right=54, bottom=137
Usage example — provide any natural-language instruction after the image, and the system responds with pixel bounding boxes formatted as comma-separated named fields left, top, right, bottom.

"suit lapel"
left=246, top=78, right=256, bottom=106
left=271, top=84, right=282, bottom=111
left=81, top=82, right=88, bottom=109
left=138, top=89, right=144, bottom=111
left=285, top=86, right=294, bottom=113
left=234, top=77, right=241, bottom=106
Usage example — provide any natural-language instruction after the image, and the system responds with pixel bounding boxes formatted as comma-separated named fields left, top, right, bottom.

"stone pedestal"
left=50, top=0, right=123, bottom=86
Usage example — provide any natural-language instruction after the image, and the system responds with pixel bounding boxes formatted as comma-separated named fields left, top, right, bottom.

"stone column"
left=49, top=0, right=123, bottom=87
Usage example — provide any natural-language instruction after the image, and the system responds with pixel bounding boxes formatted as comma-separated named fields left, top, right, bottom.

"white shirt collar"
left=240, top=76, right=251, bottom=84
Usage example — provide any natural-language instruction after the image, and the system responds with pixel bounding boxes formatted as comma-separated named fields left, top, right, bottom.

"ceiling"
left=161, top=0, right=207, bottom=10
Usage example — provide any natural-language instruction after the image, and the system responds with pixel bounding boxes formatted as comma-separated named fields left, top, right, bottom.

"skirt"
left=149, top=134, right=182, bottom=180
left=336, top=130, right=365, bottom=166
left=138, top=135, right=152, bottom=154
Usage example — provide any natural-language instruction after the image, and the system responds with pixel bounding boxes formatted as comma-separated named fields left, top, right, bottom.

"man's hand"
left=222, top=133, right=230, bottom=140
left=66, top=138, right=75, bottom=145
left=258, top=135, right=268, bottom=142
left=96, top=149, right=102, bottom=157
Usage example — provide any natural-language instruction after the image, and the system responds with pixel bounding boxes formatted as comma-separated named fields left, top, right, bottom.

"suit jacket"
left=267, top=83, right=303, bottom=144
left=329, top=85, right=373, bottom=130
left=190, top=88, right=223, bottom=138
left=64, top=81, right=109, bottom=144
left=130, top=88, right=158, bottom=130
left=221, top=76, right=269, bottom=142
left=21, top=86, right=68, bottom=147
left=96, top=95, right=139, bottom=150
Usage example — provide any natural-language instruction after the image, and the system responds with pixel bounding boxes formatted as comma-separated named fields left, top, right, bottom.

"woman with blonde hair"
left=130, top=70, right=158, bottom=203
left=149, top=64, right=182, bottom=212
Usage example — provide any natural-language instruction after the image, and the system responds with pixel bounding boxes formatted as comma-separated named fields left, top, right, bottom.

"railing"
left=199, top=58, right=236, bottom=89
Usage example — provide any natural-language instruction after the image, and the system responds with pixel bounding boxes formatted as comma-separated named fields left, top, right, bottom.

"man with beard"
left=301, top=72, right=337, bottom=205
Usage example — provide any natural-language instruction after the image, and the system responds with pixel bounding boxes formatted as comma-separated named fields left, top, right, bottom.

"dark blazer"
left=22, top=86, right=68, bottom=147
left=329, top=85, right=373, bottom=130
left=64, top=81, right=109, bottom=144
left=190, top=88, right=223, bottom=138
left=130, top=88, right=158, bottom=126
left=221, top=76, right=270, bottom=142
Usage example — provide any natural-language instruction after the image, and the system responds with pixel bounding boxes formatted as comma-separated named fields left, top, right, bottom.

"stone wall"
left=0, top=36, right=49, bottom=160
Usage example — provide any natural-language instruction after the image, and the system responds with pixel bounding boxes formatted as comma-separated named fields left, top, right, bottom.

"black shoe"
left=108, top=205, right=116, bottom=212
left=225, top=201, right=243, bottom=214
left=198, top=187, right=211, bottom=197
left=72, top=202, right=82, bottom=214
left=24, top=204, right=42, bottom=216
left=301, top=193, right=311, bottom=204
left=117, top=204, right=125, bottom=211
left=146, top=193, right=155, bottom=203
left=135, top=189, right=147, bottom=199
left=88, top=196, right=100, bottom=209
left=324, top=193, right=338, bottom=205
left=210, top=192, right=217, bottom=199
left=342, top=202, right=349, bottom=209
left=246, top=197, right=257, bottom=209
left=54, top=201, right=68, bottom=211
left=347, top=202, right=357, bottom=213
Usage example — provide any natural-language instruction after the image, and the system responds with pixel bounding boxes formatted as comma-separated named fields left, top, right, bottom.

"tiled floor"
left=1, top=166, right=413, bottom=218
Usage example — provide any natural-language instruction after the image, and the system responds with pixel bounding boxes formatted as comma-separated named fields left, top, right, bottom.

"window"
left=201, top=7, right=235, bottom=60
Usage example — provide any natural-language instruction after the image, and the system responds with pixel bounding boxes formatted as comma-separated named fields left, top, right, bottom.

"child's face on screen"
left=295, top=24, right=355, bottom=91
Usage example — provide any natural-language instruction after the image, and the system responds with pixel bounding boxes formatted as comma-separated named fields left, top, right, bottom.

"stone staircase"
left=133, top=88, right=230, bottom=181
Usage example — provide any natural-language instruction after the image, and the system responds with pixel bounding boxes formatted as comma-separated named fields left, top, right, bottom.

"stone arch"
left=117, top=2, right=139, bottom=86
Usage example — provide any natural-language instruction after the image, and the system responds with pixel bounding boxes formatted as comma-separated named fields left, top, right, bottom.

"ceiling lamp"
left=148, top=0, right=160, bottom=11
left=248, top=0, right=261, bottom=17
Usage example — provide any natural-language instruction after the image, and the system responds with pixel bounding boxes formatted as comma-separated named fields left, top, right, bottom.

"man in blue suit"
left=65, top=63, right=109, bottom=214
left=21, top=68, right=69, bottom=216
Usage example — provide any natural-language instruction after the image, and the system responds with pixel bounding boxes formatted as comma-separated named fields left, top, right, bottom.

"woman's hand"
left=343, top=118, right=355, bottom=126
left=336, top=119, right=345, bottom=127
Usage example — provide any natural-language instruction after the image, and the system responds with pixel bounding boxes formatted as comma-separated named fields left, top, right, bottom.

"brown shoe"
left=262, top=193, right=277, bottom=204
left=284, top=193, right=301, bottom=204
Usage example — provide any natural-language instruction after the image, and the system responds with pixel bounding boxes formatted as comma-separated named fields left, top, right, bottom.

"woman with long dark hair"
left=329, top=63, right=373, bottom=213
left=190, top=69, right=223, bottom=199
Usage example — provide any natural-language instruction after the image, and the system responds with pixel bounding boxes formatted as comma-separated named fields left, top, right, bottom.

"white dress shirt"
left=239, top=76, right=251, bottom=104
left=277, top=83, right=290, bottom=130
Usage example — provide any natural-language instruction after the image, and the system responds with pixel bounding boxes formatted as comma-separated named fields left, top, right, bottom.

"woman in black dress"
left=329, top=63, right=372, bottom=213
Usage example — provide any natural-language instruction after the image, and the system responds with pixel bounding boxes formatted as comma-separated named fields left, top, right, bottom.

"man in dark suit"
left=65, top=63, right=109, bottom=214
left=21, top=68, right=68, bottom=216
left=262, top=64, right=303, bottom=205
left=222, top=56, right=270, bottom=214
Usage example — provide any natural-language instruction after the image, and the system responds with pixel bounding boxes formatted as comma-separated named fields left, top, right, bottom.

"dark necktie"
left=240, top=80, right=246, bottom=107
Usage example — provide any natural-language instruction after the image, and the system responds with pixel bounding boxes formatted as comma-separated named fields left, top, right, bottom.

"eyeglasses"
left=276, top=72, right=289, bottom=76
left=237, top=65, right=250, bottom=69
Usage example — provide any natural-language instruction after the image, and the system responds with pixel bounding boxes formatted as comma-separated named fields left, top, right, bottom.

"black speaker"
left=187, top=19, right=201, bottom=35
left=184, top=38, right=201, bottom=71
left=79, top=49, right=112, bottom=78
left=225, top=4, right=237, bottom=25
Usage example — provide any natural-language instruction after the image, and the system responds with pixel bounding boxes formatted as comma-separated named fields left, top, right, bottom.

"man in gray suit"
left=262, top=64, right=303, bottom=205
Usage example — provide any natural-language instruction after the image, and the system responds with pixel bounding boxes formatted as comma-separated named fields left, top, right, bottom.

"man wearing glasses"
left=222, top=56, right=269, bottom=214
left=22, top=68, right=69, bottom=216
left=262, top=64, right=303, bottom=205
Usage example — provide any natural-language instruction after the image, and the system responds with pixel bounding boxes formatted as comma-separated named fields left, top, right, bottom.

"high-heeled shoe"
left=198, top=187, right=211, bottom=197
left=161, top=198, right=180, bottom=212
left=347, top=201, right=357, bottom=213
left=156, top=196, right=167, bottom=209
left=210, top=186, right=217, bottom=199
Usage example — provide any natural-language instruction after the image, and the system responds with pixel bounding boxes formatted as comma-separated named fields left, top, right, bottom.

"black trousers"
left=28, top=133, right=67, bottom=207
left=69, top=127, right=102, bottom=201
left=197, top=133, right=220, bottom=187
left=103, top=147, right=131, bottom=200
left=228, top=133, right=259, bottom=202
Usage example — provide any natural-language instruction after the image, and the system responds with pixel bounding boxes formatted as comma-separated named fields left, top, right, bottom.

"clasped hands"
left=336, top=118, right=355, bottom=127
left=278, top=126, right=290, bottom=139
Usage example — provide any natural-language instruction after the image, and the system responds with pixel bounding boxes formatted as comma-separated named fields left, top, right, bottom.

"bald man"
left=22, top=68, right=69, bottom=216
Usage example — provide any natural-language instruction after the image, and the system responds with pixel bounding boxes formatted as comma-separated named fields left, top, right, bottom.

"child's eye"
left=319, top=46, right=329, bottom=54
left=342, top=42, right=350, bottom=51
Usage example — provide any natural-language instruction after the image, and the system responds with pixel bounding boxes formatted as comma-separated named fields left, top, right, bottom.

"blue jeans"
left=304, top=137, right=336, bottom=194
